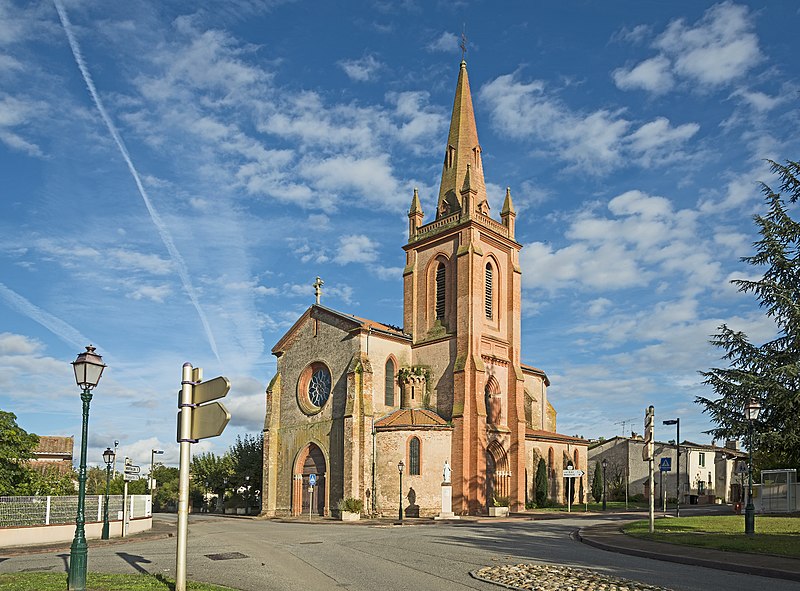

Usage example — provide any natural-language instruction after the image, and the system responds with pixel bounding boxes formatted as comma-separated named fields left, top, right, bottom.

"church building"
left=261, top=60, right=587, bottom=517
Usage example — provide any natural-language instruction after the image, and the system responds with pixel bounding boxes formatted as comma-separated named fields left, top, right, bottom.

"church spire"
left=436, top=60, right=487, bottom=219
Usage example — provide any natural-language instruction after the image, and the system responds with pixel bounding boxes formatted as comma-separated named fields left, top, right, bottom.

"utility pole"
left=643, top=406, right=655, bottom=533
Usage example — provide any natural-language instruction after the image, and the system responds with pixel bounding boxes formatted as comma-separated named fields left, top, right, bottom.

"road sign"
left=123, top=473, right=139, bottom=481
left=659, top=457, right=672, bottom=472
left=562, top=469, right=584, bottom=478
left=736, top=462, right=748, bottom=474
left=193, top=376, right=231, bottom=405
left=309, top=473, right=317, bottom=486
left=124, top=465, right=141, bottom=474
left=190, top=401, right=231, bottom=440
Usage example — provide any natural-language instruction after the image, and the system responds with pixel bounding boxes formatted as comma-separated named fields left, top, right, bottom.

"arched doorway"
left=486, top=441, right=510, bottom=509
left=292, top=443, right=327, bottom=516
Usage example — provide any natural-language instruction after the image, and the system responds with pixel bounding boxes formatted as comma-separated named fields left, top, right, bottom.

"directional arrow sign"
left=123, top=473, right=139, bottom=481
left=191, top=401, right=231, bottom=440
left=562, top=469, right=584, bottom=478
left=124, top=465, right=141, bottom=474
left=193, top=376, right=231, bottom=405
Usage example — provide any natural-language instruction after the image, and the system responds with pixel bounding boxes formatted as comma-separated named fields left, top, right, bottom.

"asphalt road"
left=1, top=514, right=796, bottom=591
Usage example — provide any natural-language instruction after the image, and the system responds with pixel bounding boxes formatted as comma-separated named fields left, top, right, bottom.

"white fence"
left=0, top=495, right=150, bottom=528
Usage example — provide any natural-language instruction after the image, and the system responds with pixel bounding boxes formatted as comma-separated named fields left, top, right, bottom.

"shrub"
left=337, top=497, right=363, bottom=513
left=492, top=495, right=509, bottom=507
left=535, top=458, right=547, bottom=506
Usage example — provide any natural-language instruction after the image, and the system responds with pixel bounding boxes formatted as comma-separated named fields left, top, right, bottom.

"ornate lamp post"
left=663, top=418, right=680, bottom=517
left=744, top=398, right=761, bottom=537
left=101, top=447, right=115, bottom=540
left=397, top=460, right=405, bottom=522
left=601, top=458, right=608, bottom=511
left=68, top=345, right=106, bottom=591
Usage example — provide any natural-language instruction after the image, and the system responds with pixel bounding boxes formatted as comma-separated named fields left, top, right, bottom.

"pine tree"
left=697, top=159, right=800, bottom=471
left=535, top=458, right=547, bottom=506
left=591, top=461, right=603, bottom=503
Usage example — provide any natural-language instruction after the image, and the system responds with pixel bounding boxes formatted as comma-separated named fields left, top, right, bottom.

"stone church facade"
left=261, top=61, right=587, bottom=517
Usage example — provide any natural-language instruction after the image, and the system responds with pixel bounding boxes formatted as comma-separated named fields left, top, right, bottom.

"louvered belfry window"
left=435, top=263, right=446, bottom=320
left=485, top=263, right=493, bottom=319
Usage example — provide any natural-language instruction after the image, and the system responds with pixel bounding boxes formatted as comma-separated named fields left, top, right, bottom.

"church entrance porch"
left=292, top=443, right=327, bottom=517
left=486, top=441, right=511, bottom=511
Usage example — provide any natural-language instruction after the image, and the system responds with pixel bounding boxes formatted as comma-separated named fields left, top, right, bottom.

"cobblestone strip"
left=470, top=563, right=675, bottom=591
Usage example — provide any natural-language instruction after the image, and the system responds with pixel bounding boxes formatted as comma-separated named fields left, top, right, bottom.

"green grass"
left=623, top=515, right=800, bottom=557
left=0, top=572, right=238, bottom=591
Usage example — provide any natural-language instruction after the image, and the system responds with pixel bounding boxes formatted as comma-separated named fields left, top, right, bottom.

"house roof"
left=374, top=408, right=451, bottom=431
left=33, top=436, right=74, bottom=457
left=526, top=429, right=587, bottom=445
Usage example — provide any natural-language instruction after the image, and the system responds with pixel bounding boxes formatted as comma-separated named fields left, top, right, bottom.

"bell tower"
left=402, top=60, right=526, bottom=514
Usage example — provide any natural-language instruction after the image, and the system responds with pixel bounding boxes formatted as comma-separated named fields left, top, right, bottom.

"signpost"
left=308, top=474, right=316, bottom=522
left=562, top=468, right=585, bottom=513
left=644, top=406, right=655, bottom=533
left=659, top=458, right=672, bottom=471
left=175, top=364, right=231, bottom=591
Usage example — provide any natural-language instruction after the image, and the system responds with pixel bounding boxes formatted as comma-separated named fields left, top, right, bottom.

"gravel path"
left=471, top=564, right=674, bottom=591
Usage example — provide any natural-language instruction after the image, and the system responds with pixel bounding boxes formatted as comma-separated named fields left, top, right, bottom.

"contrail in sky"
left=0, top=282, right=92, bottom=350
left=53, top=0, right=221, bottom=362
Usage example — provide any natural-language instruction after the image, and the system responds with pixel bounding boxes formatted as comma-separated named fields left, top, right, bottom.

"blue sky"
left=1, top=0, right=798, bottom=469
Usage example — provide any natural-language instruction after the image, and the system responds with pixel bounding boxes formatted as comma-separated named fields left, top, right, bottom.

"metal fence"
left=0, top=495, right=150, bottom=528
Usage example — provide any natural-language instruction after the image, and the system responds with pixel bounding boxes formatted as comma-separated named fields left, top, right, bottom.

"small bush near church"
left=337, top=497, right=363, bottom=513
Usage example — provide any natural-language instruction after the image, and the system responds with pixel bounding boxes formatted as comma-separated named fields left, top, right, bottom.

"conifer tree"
left=698, top=159, right=800, bottom=471
left=591, top=461, right=603, bottom=503
left=535, top=458, right=547, bottom=506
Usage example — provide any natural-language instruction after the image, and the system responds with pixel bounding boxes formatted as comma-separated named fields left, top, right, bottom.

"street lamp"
left=745, top=398, right=761, bottom=537
left=663, top=418, right=680, bottom=517
left=68, top=345, right=106, bottom=591
left=150, top=449, right=164, bottom=495
left=601, top=458, right=608, bottom=511
left=112, top=440, right=119, bottom=478
left=397, top=460, right=405, bottom=522
left=101, top=447, right=115, bottom=540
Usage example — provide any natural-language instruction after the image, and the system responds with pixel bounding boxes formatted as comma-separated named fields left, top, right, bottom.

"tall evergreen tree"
left=591, top=461, right=603, bottom=503
left=698, top=159, right=800, bottom=471
left=535, top=458, right=547, bottom=506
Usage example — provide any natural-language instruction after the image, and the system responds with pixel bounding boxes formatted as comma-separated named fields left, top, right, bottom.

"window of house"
left=698, top=452, right=705, bottom=467
left=435, top=263, right=446, bottom=320
left=384, top=359, right=395, bottom=406
left=485, top=263, right=493, bottom=319
left=409, top=437, right=420, bottom=475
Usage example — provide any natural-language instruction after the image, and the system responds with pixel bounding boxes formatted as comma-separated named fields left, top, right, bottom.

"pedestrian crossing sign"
left=659, top=457, right=672, bottom=471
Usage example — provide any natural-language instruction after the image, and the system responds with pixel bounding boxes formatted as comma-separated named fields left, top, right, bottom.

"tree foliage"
left=591, top=461, right=603, bottom=503
left=534, top=458, right=547, bottom=506
left=698, top=159, right=800, bottom=471
left=0, top=411, right=40, bottom=495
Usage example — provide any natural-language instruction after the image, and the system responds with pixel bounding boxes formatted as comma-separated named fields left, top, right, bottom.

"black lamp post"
left=663, top=418, right=680, bottom=517
left=744, top=398, right=761, bottom=537
left=101, top=447, right=115, bottom=540
left=397, top=460, right=405, bottom=522
left=68, top=345, right=106, bottom=591
left=601, top=458, right=608, bottom=511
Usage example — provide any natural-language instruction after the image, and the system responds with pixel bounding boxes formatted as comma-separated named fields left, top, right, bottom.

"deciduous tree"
left=0, top=410, right=39, bottom=495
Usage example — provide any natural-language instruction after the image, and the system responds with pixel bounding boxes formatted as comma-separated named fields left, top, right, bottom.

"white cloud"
left=335, top=234, right=380, bottom=265
left=128, top=284, right=171, bottom=303
left=338, top=54, right=382, bottom=82
left=612, top=56, right=674, bottom=94
left=427, top=31, right=459, bottom=53
left=616, top=2, right=762, bottom=95
left=0, top=332, right=42, bottom=355
left=110, top=248, right=172, bottom=275
left=0, top=94, right=45, bottom=156
left=480, top=74, right=698, bottom=174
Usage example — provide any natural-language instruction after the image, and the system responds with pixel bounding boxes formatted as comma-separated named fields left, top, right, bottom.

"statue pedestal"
left=435, top=482, right=458, bottom=520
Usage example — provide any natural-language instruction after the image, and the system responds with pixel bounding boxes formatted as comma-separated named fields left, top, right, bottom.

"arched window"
left=435, top=262, right=446, bottom=320
left=384, top=359, right=395, bottom=406
left=384, top=359, right=395, bottom=405
left=409, top=437, right=421, bottom=475
left=485, top=263, right=493, bottom=319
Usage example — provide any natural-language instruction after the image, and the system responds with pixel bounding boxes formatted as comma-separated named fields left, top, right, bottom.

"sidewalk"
left=0, top=517, right=176, bottom=557
left=578, top=522, right=800, bottom=582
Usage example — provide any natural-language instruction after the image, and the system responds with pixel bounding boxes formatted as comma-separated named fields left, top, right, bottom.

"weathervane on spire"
left=460, top=24, right=467, bottom=61
left=313, top=276, right=324, bottom=305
